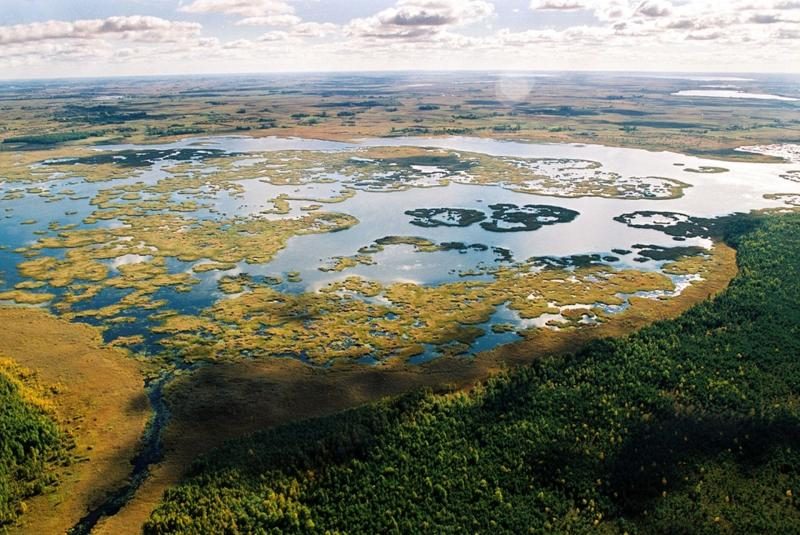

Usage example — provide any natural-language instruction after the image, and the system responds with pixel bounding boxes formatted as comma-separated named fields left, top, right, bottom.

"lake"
left=1, top=136, right=798, bottom=363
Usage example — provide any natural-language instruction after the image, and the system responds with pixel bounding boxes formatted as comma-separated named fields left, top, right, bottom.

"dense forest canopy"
left=145, top=212, right=800, bottom=534
left=0, top=362, right=65, bottom=526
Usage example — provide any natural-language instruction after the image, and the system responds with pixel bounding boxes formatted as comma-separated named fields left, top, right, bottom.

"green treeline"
left=0, top=367, right=64, bottom=526
left=145, top=213, right=800, bottom=534
left=1, top=131, right=103, bottom=145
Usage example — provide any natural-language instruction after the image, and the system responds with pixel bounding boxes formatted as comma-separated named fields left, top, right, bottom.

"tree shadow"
left=607, top=413, right=800, bottom=516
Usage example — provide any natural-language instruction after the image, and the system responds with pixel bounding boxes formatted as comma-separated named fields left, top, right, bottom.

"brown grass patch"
left=0, top=307, right=150, bottom=535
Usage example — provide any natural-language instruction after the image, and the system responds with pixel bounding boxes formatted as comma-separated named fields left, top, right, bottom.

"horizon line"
left=1, top=67, right=799, bottom=84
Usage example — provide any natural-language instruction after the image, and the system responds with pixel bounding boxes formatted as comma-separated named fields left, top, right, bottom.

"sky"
left=0, top=0, right=798, bottom=79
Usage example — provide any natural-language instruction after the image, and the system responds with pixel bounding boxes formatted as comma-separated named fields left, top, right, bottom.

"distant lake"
left=672, top=89, right=799, bottom=101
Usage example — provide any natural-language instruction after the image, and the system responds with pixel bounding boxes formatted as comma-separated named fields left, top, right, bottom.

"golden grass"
left=0, top=357, right=56, bottom=413
left=191, top=146, right=689, bottom=200
left=0, top=75, right=795, bottom=169
left=157, top=256, right=688, bottom=364
left=0, top=307, right=150, bottom=535
left=0, top=290, right=55, bottom=305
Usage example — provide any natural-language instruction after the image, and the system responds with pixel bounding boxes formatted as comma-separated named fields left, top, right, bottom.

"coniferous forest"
left=0, top=367, right=64, bottom=525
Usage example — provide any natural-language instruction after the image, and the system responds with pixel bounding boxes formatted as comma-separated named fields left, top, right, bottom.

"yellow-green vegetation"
left=6, top=140, right=692, bottom=354
left=2, top=146, right=375, bottom=329
left=18, top=206, right=356, bottom=320
left=0, top=148, right=145, bottom=185
left=285, top=189, right=357, bottom=204
left=1, top=135, right=720, bottom=365
left=661, top=251, right=715, bottom=276
left=0, top=290, right=56, bottom=305
left=764, top=192, right=800, bottom=207
left=361, top=235, right=448, bottom=253
left=0, top=125, right=749, bottom=364
left=18, top=253, right=108, bottom=287
left=191, top=261, right=237, bottom=273
left=684, top=165, right=729, bottom=173
left=0, top=358, right=57, bottom=414
left=3, top=143, right=688, bottom=200
left=188, top=145, right=689, bottom=200
left=157, top=251, right=714, bottom=364
left=0, top=74, right=796, bottom=160
left=265, top=194, right=291, bottom=214
left=319, top=254, right=375, bottom=272
left=93, top=212, right=356, bottom=264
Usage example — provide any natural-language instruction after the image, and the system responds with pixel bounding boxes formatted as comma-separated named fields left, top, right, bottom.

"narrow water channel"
left=68, top=371, right=174, bottom=535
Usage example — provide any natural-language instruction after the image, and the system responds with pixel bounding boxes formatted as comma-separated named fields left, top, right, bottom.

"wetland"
left=1, top=135, right=799, bottom=366
left=1, top=71, right=799, bottom=532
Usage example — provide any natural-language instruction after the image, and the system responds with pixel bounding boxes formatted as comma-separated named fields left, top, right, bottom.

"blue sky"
left=0, top=1, right=798, bottom=79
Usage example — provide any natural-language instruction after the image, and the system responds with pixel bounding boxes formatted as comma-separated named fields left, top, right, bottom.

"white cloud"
left=748, top=12, right=784, bottom=22
left=235, top=14, right=302, bottom=26
left=0, top=16, right=201, bottom=45
left=182, top=0, right=336, bottom=38
left=686, top=29, right=723, bottom=40
left=530, top=0, right=587, bottom=10
left=236, top=15, right=339, bottom=40
left=293, top=22, right=338, bottom=38
left=179, top=0, right=294, bottom=17
left=257, top=31, right=291, bottom=41
left=347, top=0, right=494, bottom=40
left=1, top=0, right=799, bottom=77
left=776, top=27, right=800, bottom=37
left=636, top=0, right=672, bottom=17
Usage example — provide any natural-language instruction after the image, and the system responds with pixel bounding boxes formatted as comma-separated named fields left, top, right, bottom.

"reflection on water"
left=2, top=135, right=799, bottom=361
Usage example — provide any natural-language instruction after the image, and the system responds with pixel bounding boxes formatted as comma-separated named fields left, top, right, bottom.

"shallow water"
left=2, top=135, right=799, bottom=359
left=671, top=89, right=799, bottom=101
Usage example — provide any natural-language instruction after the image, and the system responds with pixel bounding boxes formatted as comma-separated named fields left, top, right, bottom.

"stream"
left=68, top=369, right=176, bottom=535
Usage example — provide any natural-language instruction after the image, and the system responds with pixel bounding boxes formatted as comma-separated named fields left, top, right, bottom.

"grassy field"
left=0, top=73, right=798, bottom=160
left=0, top=308, right=150, bottom=534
